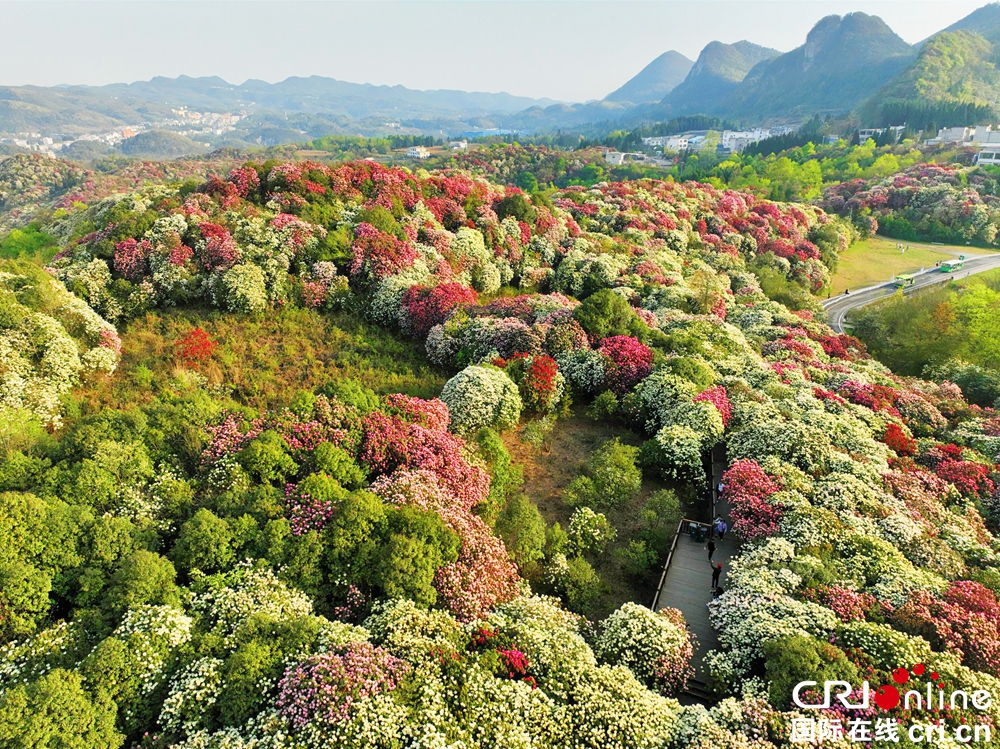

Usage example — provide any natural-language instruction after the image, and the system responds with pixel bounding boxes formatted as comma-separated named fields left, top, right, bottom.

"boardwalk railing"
left=651, top=518, right=713, bottom=610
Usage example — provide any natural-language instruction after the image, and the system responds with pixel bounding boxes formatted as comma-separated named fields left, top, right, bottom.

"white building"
left=604, top=151, right=648, bottom=165
left=641, top=135, right=689, bottom=150
left=924, top=126, right=976, bottom=146
left=720, top=128, right=771, bottom=152
left=972, top=126, right=1000, bottom=146
left=449, top=140, right=468, bottom=150
left=407, top=146, right=431, bottom=159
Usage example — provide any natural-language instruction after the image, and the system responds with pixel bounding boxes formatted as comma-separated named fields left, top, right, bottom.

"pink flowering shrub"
left=371, top=470, right=519, bottom=620
left=892, top=582, right=1000, bottom=676
left=276, top=643, right=410, bottom=730
left=348, top=222, right=418, bottom=284
left=599, top=336, right=654, bottom=395
left=721, top=459, right=782, bottom=541
left=198, top=222, right=240, bottom=271
left=113, top=237, right=152, bottom=280
left=823, top=585, right=878, bottom=622
left=400, top=282, right=478, bottom=338
left=693, top=386, right=732, bottom=428
left=358, top=412, right=489, bottom=510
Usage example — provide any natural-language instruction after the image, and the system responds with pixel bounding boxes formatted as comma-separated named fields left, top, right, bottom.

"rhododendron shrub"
left=174, top=327, right=217, bottom=363
left=595, top=603, right=695, bottom=696
left=371, top=469, right=519, bottom=620
left=499, top=353, right=566, bottom=413
left=599, top=336, right=654, bottom=395
left=439, top=364, right=522, bottom=434
left=276, top=643, right=410, bottom=730
left=721, top=460, right=782, bottom=541
left=348, top=222, right=418, bottom=285
left=891, top=582, right=1000, bottom=676
left=399, top=282, right=477, bottom=337
left=693, top=385, right=732, bottom=428
left=883, top=422, right=917, bottom=456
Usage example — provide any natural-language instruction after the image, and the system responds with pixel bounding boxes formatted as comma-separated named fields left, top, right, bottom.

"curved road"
left=823, top=253, right=1000, bottom=334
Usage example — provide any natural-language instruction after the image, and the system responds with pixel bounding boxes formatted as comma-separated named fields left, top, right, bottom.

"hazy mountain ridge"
left=0, top=75, right=562, bottom=136
left=9, top=4, right=1000, bottom=144
left=604, top=51, right=694, bottom=104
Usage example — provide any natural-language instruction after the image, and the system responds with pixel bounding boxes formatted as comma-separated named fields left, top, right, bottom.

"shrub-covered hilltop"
left=2, top=151, right=1000, bottom=749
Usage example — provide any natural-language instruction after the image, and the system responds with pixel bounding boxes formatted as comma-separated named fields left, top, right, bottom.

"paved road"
left=823, top=253, right=1000, bottom=333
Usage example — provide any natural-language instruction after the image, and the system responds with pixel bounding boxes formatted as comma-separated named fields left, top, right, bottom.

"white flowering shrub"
left=192, top=563, right=313, bottom=643
left=567, top=507, right=616, bottom=553
left=218, top=264, right=269, bottom=314
left=595, top=602, right=695, bottom=696
left=440, top=364, right=522, bottom=434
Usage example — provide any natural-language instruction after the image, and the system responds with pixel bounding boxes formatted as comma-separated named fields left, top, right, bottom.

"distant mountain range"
left=0, top=75, right=560, bottom=137
left=6, top=3, right=1000, bottom=146
left=638, top=40, right=780, bottom=119
left=529, top=3, right=1000, bottom=132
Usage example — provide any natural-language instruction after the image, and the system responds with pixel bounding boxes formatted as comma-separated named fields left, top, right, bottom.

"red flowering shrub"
left=599, top=336, right=654, bottom=395
left=721, top=459, right=782, bottom=541
left=401, top=282, right=478, bottom=338
left=883, top=423, right=917, bottom=457
left=522, top=355, right=560, bottom=411
left=934, top=459, right=995, bottom=499
left=175, top=327, right=218, bottom=363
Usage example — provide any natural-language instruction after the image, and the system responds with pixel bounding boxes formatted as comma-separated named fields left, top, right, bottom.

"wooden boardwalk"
left=653, top=525, right=739, bottom=682
left=652, top=444, right=739, bottom=699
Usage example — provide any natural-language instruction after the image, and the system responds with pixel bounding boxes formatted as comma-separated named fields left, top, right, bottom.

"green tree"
left=171, top=509, right=236, bottom=573
left=0, top=669, right=123, bottom=749
left=567, top=438, right=642, bottom=509
left=311, top=443, right=367, bottom=489
left=764, top=635, right=859, bottom=709
left=573, top=289, right=645, bottom=339
left=103, top=550, right=180, bottom=617
left=238, top=431, right=297, bottom=484
left=495, top=494, right=546, bottom=572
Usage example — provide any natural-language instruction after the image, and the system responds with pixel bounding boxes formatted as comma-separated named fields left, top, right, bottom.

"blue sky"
left=1, top=1, right=989, bottom=101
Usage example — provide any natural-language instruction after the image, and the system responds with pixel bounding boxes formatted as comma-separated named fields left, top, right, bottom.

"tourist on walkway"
left=707, top=538, right=716, bottom=560
left=717, top=519, right=728, bottom=541
left=710, top=561, right=723, bottom=589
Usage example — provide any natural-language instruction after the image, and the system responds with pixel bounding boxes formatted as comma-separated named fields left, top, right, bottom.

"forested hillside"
left=0, top=148, right=999, bottom=748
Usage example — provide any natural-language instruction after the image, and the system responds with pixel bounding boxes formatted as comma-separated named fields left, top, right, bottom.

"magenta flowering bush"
left=598, top=336, right=654, bottom=395
left=276, top=643, right=410, bottom=730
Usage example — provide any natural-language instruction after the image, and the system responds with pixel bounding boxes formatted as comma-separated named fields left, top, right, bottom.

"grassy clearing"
left=503, top=408, right=695, bottom=618
left=831, top=235, right=994, bottom=293
left=75, top=306, right=447, bottom=416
